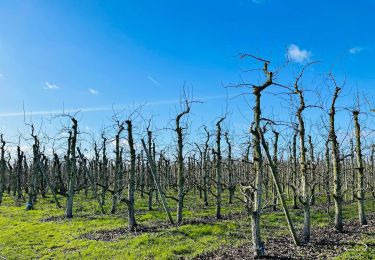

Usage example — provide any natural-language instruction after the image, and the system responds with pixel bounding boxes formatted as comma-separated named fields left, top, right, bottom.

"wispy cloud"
left=88, top=88, right=99, bottom=95
left=0, top=73, right=3, bottom=79
left=0, top=94, right=233, bottom=118
left=147, top=76, right=160, bottom=86
left=0, top=105, right=112, bottom=118
left=44, top=82, right=59, bottom=90
left=286, top=44, right=311, bottom=63
left=349, top=46, right=364, bottom=54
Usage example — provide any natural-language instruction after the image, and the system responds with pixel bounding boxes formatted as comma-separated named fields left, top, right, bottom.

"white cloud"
left=44, top=82, right=59, bottom=90
left=88, top=88, right=99, bottom=95
left=147, top=76, right=160, bottom=86
left=0, top=73, right=3, bottom=79
left=286, top=44, right=311, bottom=63
left=349, top=47, right=363, bottom=54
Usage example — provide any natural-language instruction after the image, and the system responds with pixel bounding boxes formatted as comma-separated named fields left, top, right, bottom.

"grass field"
left=1, top=192, right=374, bottom=259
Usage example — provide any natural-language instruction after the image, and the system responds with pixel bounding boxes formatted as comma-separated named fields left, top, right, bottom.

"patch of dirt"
left=41, top=215, right=66, bottom=222
left=179, top=212, right=244, bottom=226
left=195, top=214, right=375, bottom=259
left=79, top=212, right=246, bottom=241
left=79, top=224, right=165, bottom=241
left=41, top=214, right=99, bottom=222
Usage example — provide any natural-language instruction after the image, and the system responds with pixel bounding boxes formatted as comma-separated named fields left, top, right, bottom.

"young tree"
left=111, top=121, right=125, bottom=214
left=15, top=146, right=23, bottom=200
left=213, top=117, right=225, bottom=219
left=271, top=130, right=279, bottom=211
left=100, top=134, right=109, bottom=206
left=293, top=64, right=312, bottom=243
left=66, top=117, right=78, bottom=218
left=324, top=139, right=332, bottom=206
left=175, top=100, right=191, bottom=223
left=124, top=120, right=137, bottom=230
left=225, top=132, right=235, bottom=204
left=329, top=84, right=343, bottom=232
left=0, top=134, right=6, bottom=205
left=238, top=55, right=275, bottom=257
left=27, top=125, right=40, bottom=210
left=202, top=126, right=210, bottom=206
left=352, top=110, right=367, bottom=225
left=290, top=131, right=299, bottom=209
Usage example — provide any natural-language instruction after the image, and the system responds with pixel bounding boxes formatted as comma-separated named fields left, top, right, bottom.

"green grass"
left=0, top=191, right=374, bottom=259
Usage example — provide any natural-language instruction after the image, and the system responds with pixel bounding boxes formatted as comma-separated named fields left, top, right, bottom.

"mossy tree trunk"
left=291, top=132, right=299, bottom=209
left=329, top=86, right=343, bottom=232
left=353, top=110, right=367, bottom=225
left=249, top=61, right=273, bottom=257
left=324, top=140, right=331, bottom=206
left=308, top=135, right=316, bottom=206
left=294, top=75, right=311, bottom=243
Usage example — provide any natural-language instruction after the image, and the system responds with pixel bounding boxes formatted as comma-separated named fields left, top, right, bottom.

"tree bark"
left=353, top=111, right=367, bottom=225
left=66, top=118, right=78, bottom=218
left=0, top=135, right=6, bottom=205
left=214, top=118, right=225, bottom=219
left=126, top=120, right=137, bottom=230
left=329, top=86, right=343, bottom=232
left=175, top=103, right=190, bottom=223
left=111, top=123, right=124, bottom=214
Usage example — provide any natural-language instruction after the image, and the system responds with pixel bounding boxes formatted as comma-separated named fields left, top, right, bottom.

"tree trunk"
left=249, top=61, right=273, bottom=257
left=295, top=82, right=310, bottom=243
left=101, top=135, right=108, bottom=206
left=175, top=104, right=190, bottom=223
left=111, top=123, right=124, bottom=214
left=251, top=88, right=264, bottom=257
left=0, top=135, right=5, bottom=205
left=203, top=127, right=210, bottom=206
left=353, top=111, right=367, bottom=225
left=126, top=120, right=137, bottom=230
left=308, top=136, right=316, bottom=206
left=214, top=118, right=225, bottom=219
left=66, top=118, right=78, bottom=218
left=225, top=132, right=235, bottom=205
left=324, top=140, right=331, bottom=207
left=330, top=86, right=343, bottom=232
left=16, top=147, right=23, bottom=199
left=272, top=131, right=279, bottom=211
left=291, top=133, right=299, bottom=209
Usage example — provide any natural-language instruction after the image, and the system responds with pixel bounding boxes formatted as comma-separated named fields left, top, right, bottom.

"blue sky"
left=0, top=0, right=375, bottom=150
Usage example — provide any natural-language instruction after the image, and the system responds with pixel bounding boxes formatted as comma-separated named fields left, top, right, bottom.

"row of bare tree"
left=0, top=57, right=374, bottom=257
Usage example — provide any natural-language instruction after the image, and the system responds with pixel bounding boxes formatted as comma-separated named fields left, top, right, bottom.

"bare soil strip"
left=195, top=214, right=375, bottom=259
